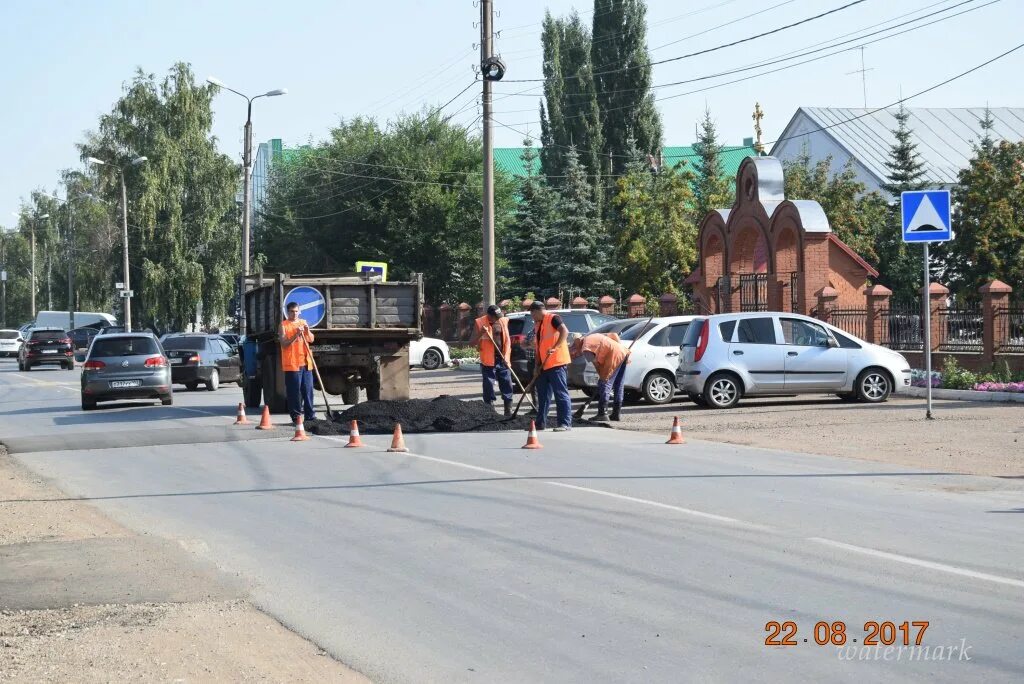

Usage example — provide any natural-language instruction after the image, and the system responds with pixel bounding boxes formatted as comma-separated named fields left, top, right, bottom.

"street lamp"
left=11, top=210, right=49, bottom=320
left=88, top=155, right=147, bottom=330
left=207, top=76, right=287, bottom=332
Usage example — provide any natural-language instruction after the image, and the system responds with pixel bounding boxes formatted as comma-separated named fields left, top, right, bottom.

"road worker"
left=280, top=301, right=316, bottom=424
left=469, top=304, right=514, bottom=415
left=530, top=301, right=572, bottom=431
left=571, top=332, right=631, bottom=422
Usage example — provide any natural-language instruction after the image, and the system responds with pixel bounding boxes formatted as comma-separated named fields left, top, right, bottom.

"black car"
left=507, top=309, right=618, bottom=384
left=18, top=328, right=74, bottom=371
left=69, top=327, right=101, bottom=356
left=161, top=334, right=241, bottom=391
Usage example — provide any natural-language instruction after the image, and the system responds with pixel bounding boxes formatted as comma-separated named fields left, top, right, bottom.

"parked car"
left=217, top=333, right=242, bottom=351
left=0, top=329, right=24, bottom=357
left=161, top=333, right=241, bottom=391
left=80, top=333, right=172, bottom=410
left=507, top=309, right=618, bottom=383
left=18, top=328, right=74, bottom=371
left=70, top=326, right=101, bottom=353
left=676, top=312, right=912, bottom=409
left=567, top=318, right=647, bottom=393
left=409, top=336, right=451, bottom=370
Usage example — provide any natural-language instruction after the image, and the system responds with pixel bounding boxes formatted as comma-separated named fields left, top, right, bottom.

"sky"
left=2, top=0, right=1022, bottom=223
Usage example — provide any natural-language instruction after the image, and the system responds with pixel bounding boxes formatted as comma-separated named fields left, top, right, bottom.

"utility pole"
left=480, top=0, right=496, bottom=307
left=241, top=100, right=253, bottom=332
left=120, top=173, right=132, bottom=331
left=30, top=222, right=36, bottom=319
left=66, top=199, right=75, bottom=330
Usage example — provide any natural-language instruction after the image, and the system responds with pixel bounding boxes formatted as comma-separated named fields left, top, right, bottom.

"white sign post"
left=902, top=190, right=952, bottom=420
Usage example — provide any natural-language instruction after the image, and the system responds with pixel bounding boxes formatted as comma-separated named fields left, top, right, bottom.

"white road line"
left=175, top=407, right=222, bottom=417
left=809, top=537, right=1024, bottom=589
left=316, top=435, right=513, bottom=476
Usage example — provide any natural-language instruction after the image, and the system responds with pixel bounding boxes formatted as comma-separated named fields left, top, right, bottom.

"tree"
left=876, top=104, right=930, bottom=299
left=611, top=154, right=698, bottom=295
left=591, top=0, right=662, bottom=175
left=691, top=110, right=733, bottom=222
left=546, top=146, right=606, bottom=292
left=502, top=141, right=557, bottom=296
left=943, top=111, right=1024, bottom=293
left=79, top=63, right=240, bottom=331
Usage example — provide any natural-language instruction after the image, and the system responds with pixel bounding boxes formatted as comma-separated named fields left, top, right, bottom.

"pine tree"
left=591, top=0, right=662, bottom=175
left=692, top=109, right=733, bottom=222
left=875, top=104, right=929, bottom=300
left=503, top=141, right=557, bottom=296
left=547, top=146, right=606, bottom=292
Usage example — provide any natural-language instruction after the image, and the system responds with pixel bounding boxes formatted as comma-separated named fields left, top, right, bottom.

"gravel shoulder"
left=414, top=368, right=1024, bottom=477
left=0, top=447, right=369, bottom=683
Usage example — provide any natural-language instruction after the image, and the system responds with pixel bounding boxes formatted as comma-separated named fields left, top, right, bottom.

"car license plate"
left=170, top=358, right=183, bottom=364
left=110, top=380, right=142, bottom=388
left=42, top=349, right=57, bottom=354
left=310, top=344, right=340, bottom=352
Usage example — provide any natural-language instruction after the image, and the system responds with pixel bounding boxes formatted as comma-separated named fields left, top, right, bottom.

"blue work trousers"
left=597, top=362, right=627, bottom=414
left=285, top=367, right=316, bottom=422
left=535, top=364, right=571, bottom=429
left=481, top=359, right=514, bottom=403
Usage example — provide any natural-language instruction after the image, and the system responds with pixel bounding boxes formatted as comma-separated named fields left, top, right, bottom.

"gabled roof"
left=493, top=145, right=758, bottom=179
left=772, top=107, right=1024, bottom=187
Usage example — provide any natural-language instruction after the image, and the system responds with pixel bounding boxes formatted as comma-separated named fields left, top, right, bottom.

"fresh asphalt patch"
left=2, top=425, right=286, bottom=454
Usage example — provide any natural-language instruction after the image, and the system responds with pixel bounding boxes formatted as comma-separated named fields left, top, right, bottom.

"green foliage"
left=611, top=155, right=698, bottom=295
left=691, top=110, right=733, bottom=222
left=449, top=345, right=480, bottom=360
left=546, top=146, right=608, bottom=293
left=941, top=109, right=1024, bottom=294
left=260, top=112, right=514, bottom=305
left=502, top=141, right=557, bottom=297
left=940, top=356, right=977, bottom=390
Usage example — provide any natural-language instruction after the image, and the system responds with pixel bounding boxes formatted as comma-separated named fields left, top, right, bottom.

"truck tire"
left=343, top=386, right=360, bottom=405
left=261, top=355, right=288, bottom=414
left=243, top=374, right=263, bottom=409
left=366, top=380, right=381, bottom=402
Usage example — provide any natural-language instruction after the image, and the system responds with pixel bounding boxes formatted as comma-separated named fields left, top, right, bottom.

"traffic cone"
left=233, top=403, right=250, bottom=425
left=344, top=420, right=365, bottom=448
left=665, top=416, right=686, bottom=444
left=255, top=406, right=274, bottom=431
left=522, top=420, right=543, bottom=450
left=291, top=415, right=310, bottom=442
left=387, top=423, right=409, bottom=452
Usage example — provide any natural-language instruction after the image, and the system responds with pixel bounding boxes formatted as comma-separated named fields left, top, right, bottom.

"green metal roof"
left=494, top=145, right=758, bottom=180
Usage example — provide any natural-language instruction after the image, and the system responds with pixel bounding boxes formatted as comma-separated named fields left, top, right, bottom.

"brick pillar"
left=980, top=279, right=1013, bottom=363
left=499, top=299, right=512, bottom=313
left=521, top=298, right=533, bottom=311
left=439, top=304, right=454, bottom=341
left=457, top=302, right=472, bottom=341
left=923, top=282, right=949, bottom=353
left=475, top=301, right=485, bottom=318
left=598, top=295, right=615, bottom=315
left=815, top=286, right=838, bottom=324
left=627, top=293, right=646, bottom=318
left=421, top=304, right=435, bottom=337
left=545, top=297, right=560, bottom=310
left=658, top=292, right=678, bottom=316
left=571, top=296, right=588, bottom=310
left=864, top=284, right=892, bottom=344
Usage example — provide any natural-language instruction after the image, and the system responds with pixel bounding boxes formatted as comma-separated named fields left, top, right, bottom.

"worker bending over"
left=469, top=304, right=514, bottom=415
left=530, top=301, right=572, bottom=431
left=571, top=332, right=630, bottom=422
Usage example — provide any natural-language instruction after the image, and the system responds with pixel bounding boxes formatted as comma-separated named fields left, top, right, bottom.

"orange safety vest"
left=535, top=313, right=571, bottom=371
left=581, top=333, right=630, bottom=381
left=280, top=318, right=314, bottom=372
left=475, top=315, right=511, bottom=367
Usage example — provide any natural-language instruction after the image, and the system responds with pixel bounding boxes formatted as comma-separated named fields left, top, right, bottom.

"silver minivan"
left=80, top=333, right=173, bottom=410
left=676, top=312, right=911, bottom=409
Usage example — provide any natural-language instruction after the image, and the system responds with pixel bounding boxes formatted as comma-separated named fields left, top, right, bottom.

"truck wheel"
left=243, top=375, right=263, bottom=409
left=366, top=382, right=381, bottom=402
left=343, top=386, right=360, bottom=405
left=261, top=357, right=288, bottom=413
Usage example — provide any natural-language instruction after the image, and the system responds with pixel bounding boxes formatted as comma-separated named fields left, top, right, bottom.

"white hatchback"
left=409, top=336, right=451, bottom=370
left=0, top=329, right=23, bottom=357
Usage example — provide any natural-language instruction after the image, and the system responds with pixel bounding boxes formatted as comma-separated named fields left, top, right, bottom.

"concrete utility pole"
left=120, top=173, right=131, bottom=331
left=480, top=0, right=496, bottom=307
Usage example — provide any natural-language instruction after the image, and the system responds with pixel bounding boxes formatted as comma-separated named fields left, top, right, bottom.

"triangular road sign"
left=902, top=190, right=951, bottom=243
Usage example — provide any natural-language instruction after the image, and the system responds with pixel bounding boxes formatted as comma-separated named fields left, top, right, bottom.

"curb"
left=902, top=386, right=1024, bottom=404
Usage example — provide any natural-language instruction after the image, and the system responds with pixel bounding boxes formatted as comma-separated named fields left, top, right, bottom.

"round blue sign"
left=284, top=286, right=325, bottom=327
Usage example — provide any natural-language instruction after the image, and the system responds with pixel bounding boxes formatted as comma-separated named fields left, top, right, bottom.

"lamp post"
left=88, top=156, right=147, bottom=330
left=207, top=76, right=287, bottom=332
left=12, top=211, right=49, bottom=320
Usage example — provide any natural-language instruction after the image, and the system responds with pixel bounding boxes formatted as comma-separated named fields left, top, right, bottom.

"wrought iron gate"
left=739, top=274, right=768, bottom=312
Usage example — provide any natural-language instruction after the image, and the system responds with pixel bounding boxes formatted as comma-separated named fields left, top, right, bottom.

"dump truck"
left=240, top=272, right=423, bottom=411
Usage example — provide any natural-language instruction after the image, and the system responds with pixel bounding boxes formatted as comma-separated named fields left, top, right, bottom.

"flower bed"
left=973, top=381, right=1024, bottom=393
left=910, top=358, right=1024, bottom=393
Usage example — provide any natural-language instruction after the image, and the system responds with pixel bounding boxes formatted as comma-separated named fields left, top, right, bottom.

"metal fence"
left=789, top=272, right=803, bottom=313
left=828, top=308, right=867, bottom=339
left=879, top=301, right=923, bottom=350
left=997, top=304, right=1024, bottom=353
left=739, top=273, right=768, bottom=312
left=938, top=305, right=983, bottom=352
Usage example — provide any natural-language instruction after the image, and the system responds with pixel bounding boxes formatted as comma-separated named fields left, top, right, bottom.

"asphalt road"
left=2, top=360, right=1022, bottom=682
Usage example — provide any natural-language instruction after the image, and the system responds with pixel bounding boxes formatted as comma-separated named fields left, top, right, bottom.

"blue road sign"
left=283, top=286, right=325, bottom=327
left=902, top=190, right=952, bottom=243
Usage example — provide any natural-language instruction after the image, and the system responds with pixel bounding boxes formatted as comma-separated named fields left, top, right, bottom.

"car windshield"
left=91, top=337, right=160, bottom=357
left=162, top=336, right=206, bottom=350
left=590, top=314, right=617, bottom=327
left=31, top=331, right=66, bottom=341
left=591, top=319, right=643, bottom=335
left=619, top=321, right=657, bottom=341
left=0, top=331, right=19, bottom=339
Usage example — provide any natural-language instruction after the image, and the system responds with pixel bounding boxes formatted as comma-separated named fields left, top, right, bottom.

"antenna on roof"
left=846, top=46, right=874, bottom=108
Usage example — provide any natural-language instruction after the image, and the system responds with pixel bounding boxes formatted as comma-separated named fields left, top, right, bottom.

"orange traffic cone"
left=522, top=420, right=543, bottom=450
left=387, top=423, right=409, bottom=452
left=344, top=420, right=365, bottom=448
left=291, top=415, right=310, bottom=442
left=233, top=403, right=250, bottom=425
left=255, top=406, right=274, bottom=431
left=665, top=416, right=686, bottom=444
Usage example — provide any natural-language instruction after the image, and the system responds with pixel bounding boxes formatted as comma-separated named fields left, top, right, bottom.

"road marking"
left=809, top=537, right=1024, bottom=589
left=175, top=407, right=221, bottom=417
left=316, top=435, right=513, bottom=476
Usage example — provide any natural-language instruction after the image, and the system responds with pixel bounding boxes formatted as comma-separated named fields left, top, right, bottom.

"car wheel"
left=205, top=369, right=220, bottom=391
left=243, top=375, right=263, bottom=409
left=185, top=382, right=199, bottom=391
left=704, top=372, right=742, bottom=409
left=856, top=368, right=891, bottom=403
left=81, top=397, right=96, bottom=411
left=421, top=348, right=444, bottom=371
left=688, top=392, right=709, bottom=407
left=642, top=372, right=676, bottom=405
left=161, top=395, right=173, bottom=406
left=23, top=363, right=31, bottom=372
